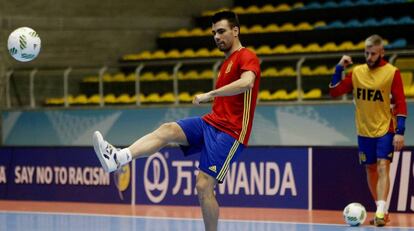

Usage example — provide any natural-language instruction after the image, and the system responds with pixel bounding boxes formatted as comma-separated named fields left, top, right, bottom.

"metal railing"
left=3, top=50, right=414, bottom=109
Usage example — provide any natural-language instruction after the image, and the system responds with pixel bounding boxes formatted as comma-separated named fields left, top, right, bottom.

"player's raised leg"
left=93, top=122, right=188, bottom=172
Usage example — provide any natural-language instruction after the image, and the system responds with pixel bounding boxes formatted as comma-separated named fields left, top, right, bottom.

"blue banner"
left=0, top=147, right=131, bottom=203
left=312, top=147, right=414, bottom=213
left=135, top=147, right=309, bottom=208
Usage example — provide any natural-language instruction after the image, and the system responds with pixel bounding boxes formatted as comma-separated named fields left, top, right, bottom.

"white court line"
left=0, top=210, right=413, bottom=229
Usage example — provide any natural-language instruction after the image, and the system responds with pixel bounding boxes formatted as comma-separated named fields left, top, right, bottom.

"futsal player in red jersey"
left=329, top=34, right=407, bottom=227
left=93, top=11, right=260, bottom=231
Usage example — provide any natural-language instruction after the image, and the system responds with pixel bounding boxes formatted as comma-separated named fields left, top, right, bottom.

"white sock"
left=376, top=200, right=386, bottom=215
left=117, top=148, right=132, bottom=166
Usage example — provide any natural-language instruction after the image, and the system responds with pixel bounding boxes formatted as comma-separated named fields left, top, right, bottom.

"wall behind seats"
left=0, top=0, right=232, bottom=68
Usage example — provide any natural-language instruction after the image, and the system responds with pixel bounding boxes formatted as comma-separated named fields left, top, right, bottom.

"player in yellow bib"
left=329, top=34, right=407, bottom=227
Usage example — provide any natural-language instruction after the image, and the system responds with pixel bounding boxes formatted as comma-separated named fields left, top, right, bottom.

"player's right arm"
left=329, top=55, right=354, bottom=97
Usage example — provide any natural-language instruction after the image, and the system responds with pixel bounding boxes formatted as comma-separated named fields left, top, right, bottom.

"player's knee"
left=155, top=122, right=181, bottom=141
left=196, top=175, right=213, bottom=198
left=377, top=160, right=389, bottom=176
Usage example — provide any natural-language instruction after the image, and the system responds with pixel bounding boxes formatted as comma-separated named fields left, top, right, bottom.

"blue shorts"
left=358, top=133, right=394, bottom=165
left=177, top=117, right=244, bottom=183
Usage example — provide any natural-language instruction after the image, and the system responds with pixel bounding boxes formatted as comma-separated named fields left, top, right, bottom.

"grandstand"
left=1, top=0, right=414, bottom=107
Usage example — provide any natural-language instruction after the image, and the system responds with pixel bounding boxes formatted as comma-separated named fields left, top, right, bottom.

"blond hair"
left=365, top=34, right=384, bottom=47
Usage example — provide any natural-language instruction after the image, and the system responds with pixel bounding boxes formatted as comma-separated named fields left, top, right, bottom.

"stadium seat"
left=304, top=88, right=322, bottom=99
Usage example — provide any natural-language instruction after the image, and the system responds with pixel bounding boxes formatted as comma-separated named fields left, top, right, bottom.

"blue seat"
left=362, top=18, right=379, bottom=26
left=345, top=19, right=362, bottom=27
left=397, top=16, right=414, bottom=24
left=321, top=1, right=338, bottom=8
left=379, top=17, right=397, bottom=25
left=385, top=38, right=407, bottom=49
left=338, top=0, right=354, bottom=7
left=325, top=20, right=345, bottom=29
left=355, top=0, right=372, bottom=5
left=303, top=2, right=322, bottom=9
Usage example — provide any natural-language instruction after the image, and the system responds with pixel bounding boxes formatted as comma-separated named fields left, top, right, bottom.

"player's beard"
left=367, top=56, right=382, bottom=68
left=216, top=41, right=230, bottom=52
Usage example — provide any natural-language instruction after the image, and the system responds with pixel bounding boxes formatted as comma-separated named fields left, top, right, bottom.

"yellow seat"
left=138, top=50, right=152, bottom=59
left=293, top=2, right=304, bottom=9
left=261, top=4, right=275, bottom=13
left=146, top=93, right=161, bottom=103
left=259, top=90, right=272, bottom=100
left=140, top=72, right=155, bottom=81
left=179, top=92, right=193, bottom=102
left=210, top=48, right=224, bottom=57
left=232, top=6, right=245, bottom=14
left=278, top=67, right=296, bottom=76
left=240, top=25, right=249, bottom=34
left=174, top=28, right=190, bottom=37
left=88, top=94, right=101, bottom=104
left=262, top=67, right=278, bottom=77
left=152, top=50, right=166, bottom=59
left=264, top=24, right=280, bottom=33
left=321, top=42, right=339, bottom=52
left=256, top=45, right=273, bottom=55
left=112, top=73, right=126, bottom=82
left=272, top=89, right=288, bottom=100
left=155, top=71, right=171, bottom=81
left=273, top=44, right=288, bottom=54
left=183, top=70, right=198, bottom=79
left=286, top=90, right=299, bottom=100
left=45, top=97, right=64, bottom=105
left=296, top=22, right=313, bottom=30
left=181, top=49, right=196, bottom=58
left=117, top=94, right=132, bottom=104
left=274, top=3, right=291, bottom=11
left=338, top=41, right=354, bottom=51
left=355, top=41, right=366, bottom=50
left=160, top=92, right=175, bottom=103
left=406, top=84, right=414, bottom=97
left=190, top=28, right=205, bottom=36
left=104, top=94, right=117, bottom=104
left=313, top=65, right=331, bottom=75
left=103, top=74, right=112, bottom=82
left=131, top=94, right=146, bottom=103
left=304, top=89, right=322, bottom=99
left=245, top=5, right=261, bottom=14
left=166, top=49, right=181, bottom=58
left=280, top=23, right=295, bottom=31
left=125, top=73, right=136, bottom=82
left=301, top=66, right=313, bottom=75
left=249, top=24, right=265, bottom=33
left=195, top=48, right=210, bottom=57
left=82, top=76, right=98, bottom=82
left=200, top=69, right=213, bottom=79
left=313, top=21, right=326, bottom=28
left=304, top=43, right=322, bottom=52
left=288, top=44, right=305, bottom=53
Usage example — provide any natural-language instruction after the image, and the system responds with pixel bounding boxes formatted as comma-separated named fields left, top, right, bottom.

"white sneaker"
left=93, top=131, right=119, bottom=172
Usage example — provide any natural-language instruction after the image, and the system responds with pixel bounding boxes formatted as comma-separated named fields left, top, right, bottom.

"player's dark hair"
left=212, top=11, right=240, bottom=30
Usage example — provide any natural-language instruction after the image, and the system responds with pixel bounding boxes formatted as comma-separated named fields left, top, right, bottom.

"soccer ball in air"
left=7, top=27, right=41, bottom=62
left=343, top=202, right=367, bottom=226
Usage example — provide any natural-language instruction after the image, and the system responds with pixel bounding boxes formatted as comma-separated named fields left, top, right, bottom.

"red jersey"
left=203, top=48, right=261, bottom=145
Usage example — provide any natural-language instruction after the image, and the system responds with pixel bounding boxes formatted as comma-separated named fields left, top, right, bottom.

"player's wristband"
left=331, top=65, right=344, bottom=85
left=396, top=116, right=406, bottom=135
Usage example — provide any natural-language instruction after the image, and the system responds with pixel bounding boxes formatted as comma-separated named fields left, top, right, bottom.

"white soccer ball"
left=7, top=27, right=41, bottom=62
left=343, top=202, right=367, bottom=226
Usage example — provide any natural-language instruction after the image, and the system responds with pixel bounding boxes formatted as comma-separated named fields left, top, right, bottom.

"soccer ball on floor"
left=7, top=27, right=41, bottom=62
left=343, top=202, right=367, bottom=226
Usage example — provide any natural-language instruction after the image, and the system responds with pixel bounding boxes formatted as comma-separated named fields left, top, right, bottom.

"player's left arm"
left=391, top=69, right=408, bottom=151
left=193, top=71, right=255, bottom=104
